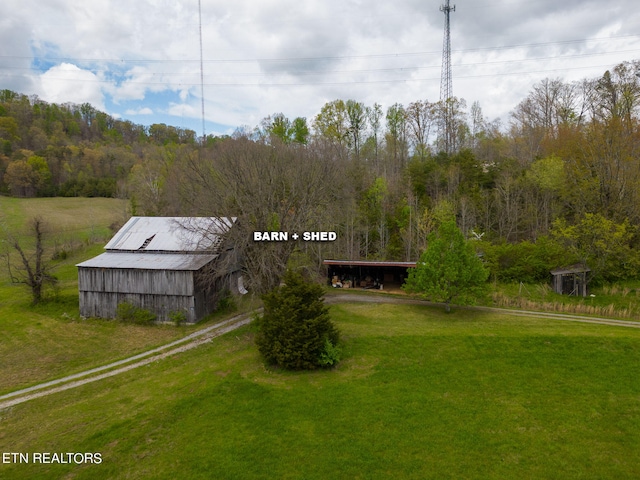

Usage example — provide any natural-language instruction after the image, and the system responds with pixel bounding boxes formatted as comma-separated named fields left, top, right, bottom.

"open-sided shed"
left=77, top=217, right=238, bottom=323
left=323, top=260, right=417, bottom=291
left=550, top=264, right=591, bottom=297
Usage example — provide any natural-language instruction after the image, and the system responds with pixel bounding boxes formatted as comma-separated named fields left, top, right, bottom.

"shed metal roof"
left=550, top=264, right=591, bottom=275
left=105, top=217, right=236, bottom=253
left=323, top=260, right=417, bottom=268
left=77, top=252, right=218, bottom=271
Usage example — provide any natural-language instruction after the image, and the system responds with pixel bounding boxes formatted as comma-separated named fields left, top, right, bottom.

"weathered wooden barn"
left=77, top=217, right=239, bottom=323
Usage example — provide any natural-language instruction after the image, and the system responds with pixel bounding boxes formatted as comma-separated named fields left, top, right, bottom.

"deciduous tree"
left=404, top=220, right=488, bottom=312
left=176, top=138, right=342, bottom=293
left=551, top=213, right=638, bottom=282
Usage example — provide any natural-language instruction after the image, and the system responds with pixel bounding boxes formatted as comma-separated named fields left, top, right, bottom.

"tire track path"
left=0, top=313, right=255, bottom=410
left=3, top=294, right=640, bottom=409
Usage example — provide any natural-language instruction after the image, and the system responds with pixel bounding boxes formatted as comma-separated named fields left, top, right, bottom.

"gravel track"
left=327, top=293, right=640, bottom=329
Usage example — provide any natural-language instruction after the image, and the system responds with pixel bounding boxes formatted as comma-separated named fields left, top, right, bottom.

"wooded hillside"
left=2, top=59, right=640, bottom=287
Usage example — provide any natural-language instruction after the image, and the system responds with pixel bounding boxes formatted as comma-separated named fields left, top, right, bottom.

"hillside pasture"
left=0, top=197, right=205, bottom=394
left=0, top=196, right=126, bottom=238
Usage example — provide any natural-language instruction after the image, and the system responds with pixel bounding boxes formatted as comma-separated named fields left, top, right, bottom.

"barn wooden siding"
left=78, top=268, right=195, bottom=296
left=78, top=267, right=215, bottom=322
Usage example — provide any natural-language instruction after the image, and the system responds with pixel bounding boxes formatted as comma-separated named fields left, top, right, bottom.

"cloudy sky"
left=2, top=0, right=640, bottom=136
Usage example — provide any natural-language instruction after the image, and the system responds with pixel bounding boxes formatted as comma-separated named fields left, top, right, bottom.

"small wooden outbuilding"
left=77, top=217, right=239, bottom=323
left=550, top=264, right=591, bottom=297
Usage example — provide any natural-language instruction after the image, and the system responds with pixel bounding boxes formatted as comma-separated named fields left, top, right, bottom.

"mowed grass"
left=2, top=302, right=640, bottom=479
left=0, top=197, right=205, bottom=394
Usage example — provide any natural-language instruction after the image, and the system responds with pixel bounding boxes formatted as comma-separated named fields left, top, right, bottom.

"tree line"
left=1, top=60, right=640, bottom=291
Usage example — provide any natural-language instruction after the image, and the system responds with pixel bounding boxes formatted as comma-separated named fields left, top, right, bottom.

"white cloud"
left=2, top=0, right=640, bottom=131
left=125, top=107, right=153, bottom=116
left=38, top=63, right=106, bottom=110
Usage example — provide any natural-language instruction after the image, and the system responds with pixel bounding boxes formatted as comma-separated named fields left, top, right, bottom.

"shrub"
left=116, top=302, right=156, bottom=325
left=478, top=236, right=567, bottom=283
left=318, top=338, right=342, bottom=367
left=169, top=310, right=187, bottom=326
left=217, top=289, right=237, bottom=313
left=255, top=270, right=340, bottom=370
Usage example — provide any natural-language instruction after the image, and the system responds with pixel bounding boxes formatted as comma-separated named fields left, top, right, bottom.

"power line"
left=1, top=61, right=636, bottom=88
left=197, top=0, right=205, bottom=140
left=3, top=48, right=640, bottom=79
left=2, top=34, right=639, bottom=66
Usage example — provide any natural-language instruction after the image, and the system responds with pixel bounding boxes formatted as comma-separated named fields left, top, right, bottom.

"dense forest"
left=2, top=59, right=640, bottom=290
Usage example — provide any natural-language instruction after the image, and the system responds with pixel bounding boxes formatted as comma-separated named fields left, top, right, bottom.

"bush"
left=478, top=236, right=567, bottom=283
left=318, top=338, right=342, bottom=367
left=116, top=302, right=156, bottom=325
left=217, top=289, right=237, bottom=313
left=169, top=310, right=187, bottom=326
left=255, top=270, right=340, bottom=370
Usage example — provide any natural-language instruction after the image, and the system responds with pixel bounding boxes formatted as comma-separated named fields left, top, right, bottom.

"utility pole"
left=198, top=0, right=206, bottom=143
left=439, top=0, right=455, bottom=154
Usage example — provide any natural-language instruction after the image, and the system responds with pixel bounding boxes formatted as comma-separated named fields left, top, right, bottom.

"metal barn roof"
left=77, top=252, right=218, bottom=271
left=105, top=217, right=236, bottom=253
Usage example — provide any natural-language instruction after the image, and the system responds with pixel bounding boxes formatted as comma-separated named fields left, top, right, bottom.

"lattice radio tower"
left=439, top=0, right=455, bottom=154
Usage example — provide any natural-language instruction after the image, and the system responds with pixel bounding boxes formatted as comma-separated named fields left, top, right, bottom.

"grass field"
left=0, top=197, right=211, bottom=394
left=492, top=281, right=640, bottom=320
left=0, top=196, right=128, bottom=239
left=3, top=197, right=640, bottom=478
left=2, top=302, right=640, bottom=479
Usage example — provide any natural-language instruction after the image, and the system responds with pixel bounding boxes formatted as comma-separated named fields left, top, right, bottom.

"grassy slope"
left=0, top=196, right=127, bottom=236
left=0, top=197, right=204, bottom=394
left=1, top=302, right=640, bottom=479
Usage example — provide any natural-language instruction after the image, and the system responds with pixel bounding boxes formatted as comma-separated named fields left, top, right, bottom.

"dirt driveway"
left=2, top=293, right=639, bottom=409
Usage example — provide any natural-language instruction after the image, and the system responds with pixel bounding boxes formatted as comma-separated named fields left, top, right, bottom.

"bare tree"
left=366, top=103, right=383, bottom=167
left=176, top=138, right=343, bottom=293
left=1, top=216, right=58, bottom=304
left=346, top=100, right=367, bottom=160
left=434, top=97, right=467, bottom=155
left=589, top=61, right=640, bottom=129
left=385, top=103, right=409, bottom=179
left=406, top=99, right=436, bottom=159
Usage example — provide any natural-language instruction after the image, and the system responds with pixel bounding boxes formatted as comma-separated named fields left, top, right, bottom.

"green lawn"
left=2, top=302, right=640, bottom=479
left=0, top=197, right=205, bottom=394
left=0, top=240, right=252, bottom=395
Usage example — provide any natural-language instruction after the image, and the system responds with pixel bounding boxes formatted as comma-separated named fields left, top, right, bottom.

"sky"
left=2, top=0, right=640, bottom=137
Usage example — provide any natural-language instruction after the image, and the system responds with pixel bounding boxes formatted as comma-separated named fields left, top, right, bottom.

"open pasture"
left=2, top=302, right=640, bottom=479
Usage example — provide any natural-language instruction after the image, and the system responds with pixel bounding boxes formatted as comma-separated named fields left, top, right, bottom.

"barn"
left=77, top=216, right=239, bottom=323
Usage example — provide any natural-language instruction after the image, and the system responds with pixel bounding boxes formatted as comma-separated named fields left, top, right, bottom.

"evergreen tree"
left=256, top=270, right=340, bottom=370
